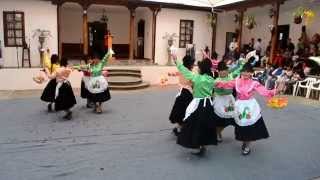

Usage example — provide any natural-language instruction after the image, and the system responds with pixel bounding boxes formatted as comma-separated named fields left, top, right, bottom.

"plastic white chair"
left=293, top=77, right=317, bottom=97
left=306, top=80, right=320, bottom=100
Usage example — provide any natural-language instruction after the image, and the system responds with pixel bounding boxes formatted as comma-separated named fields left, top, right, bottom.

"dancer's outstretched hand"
left=171, top=53, right=178, bottom=64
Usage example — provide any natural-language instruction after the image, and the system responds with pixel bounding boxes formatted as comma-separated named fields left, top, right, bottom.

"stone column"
left=150, top=7, right=160, bottom=64
left=128, top=5, right=137, bottom=60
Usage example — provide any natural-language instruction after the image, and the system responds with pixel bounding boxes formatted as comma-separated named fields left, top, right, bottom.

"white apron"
left=214, top=94, right=236, bottom=118
left=85, top=76, right=108, bottom=94
left=184, top=97, right=214, bottom=121
left=234, top=98, right=261, bottom=126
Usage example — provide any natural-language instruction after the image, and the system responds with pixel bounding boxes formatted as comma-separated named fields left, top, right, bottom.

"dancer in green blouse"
left=172, top=54, right=218, bottom=156
left=75, top=50, right=113, bottom=113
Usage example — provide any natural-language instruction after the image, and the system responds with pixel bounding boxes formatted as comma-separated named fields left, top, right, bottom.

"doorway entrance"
left=277, top=25, right=290, bottom=50
left=88, top=21, right=108, bottom=58
left=136, top=19, right=145, bottom=59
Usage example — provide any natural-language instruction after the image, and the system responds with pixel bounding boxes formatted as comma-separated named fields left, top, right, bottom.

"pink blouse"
left=215, top=78, right=275, bottom=100
left=55, top=67, right=72, bottom=83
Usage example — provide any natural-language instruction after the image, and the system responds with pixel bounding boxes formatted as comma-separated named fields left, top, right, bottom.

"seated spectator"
left=276, top=66, right=294, bottom=94
left=273, top=50, right=285, bottom=67
left=265, top=65, right=284, bottom=90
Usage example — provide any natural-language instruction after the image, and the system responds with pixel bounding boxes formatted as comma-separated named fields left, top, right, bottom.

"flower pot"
left=294, top=16, right=302, bottom=24
left=245, top=23, right=254, bottom=30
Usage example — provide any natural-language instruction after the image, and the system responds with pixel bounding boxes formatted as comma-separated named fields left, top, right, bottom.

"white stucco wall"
left=134, top=7, right=153, bottom=59
left=60, top=5, right=130, bottom=45
left=241, top=0, right=320, bottom=54
left=0, top=0, right=58, bottom=67
left=155, top=8, right=212, bottom=65
left=215, top=11, right=238, bottom=58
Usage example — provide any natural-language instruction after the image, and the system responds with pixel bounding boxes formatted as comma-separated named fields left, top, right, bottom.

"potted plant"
left=207, top=13, right=217, bottom=27
left=162, top=33, right=179, bottom=65
left=32, top=29, right=52, bottom=52
left=32, top=29, right=52, bottom=67
left=293, top=7, right=315, bottom=25
left=244, top=15, right=257, bottom=30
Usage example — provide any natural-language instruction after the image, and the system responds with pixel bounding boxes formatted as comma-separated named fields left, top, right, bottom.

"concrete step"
left=109, top=82, right=150, bottom=90
left=108, top=76, right=142, bottom=86
left=106, top=69, right=141, bottom=73
left=108, top=72, right=141, bottom=78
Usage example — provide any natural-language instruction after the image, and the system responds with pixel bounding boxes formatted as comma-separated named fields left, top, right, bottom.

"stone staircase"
left=107, top=68, right=150, bottom=90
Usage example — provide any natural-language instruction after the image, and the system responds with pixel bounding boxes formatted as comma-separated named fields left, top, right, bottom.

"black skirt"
left=169, top=88, right=193, bottom=125
left=213, top=111, right=236, bottom=128
left=40, top=79, right=57, bottom=103
left=80, top=80, right=90, bottom=99
left=87, top=88, right=111, bottom=103
left=55, top=81, right=77, bottom=111
left=234, top=117, right=270, bottom=141
left=177, top=98, right=217, bottom=149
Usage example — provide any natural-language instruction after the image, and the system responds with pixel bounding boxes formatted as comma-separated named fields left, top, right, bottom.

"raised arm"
left=253, top=81, right=276, bottom=98
left=100, top=49, right=114, bottom=67
left=229, top=61, right=244, bottom=78
left=215, top=79, right=236, bottom=89
left=176, top=60, right=197, bottom=82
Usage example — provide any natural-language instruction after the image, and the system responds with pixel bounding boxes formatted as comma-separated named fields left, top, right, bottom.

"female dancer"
left=213, top=60, right=244, bottom=142
left=215, top=63, right=276, bottom=155
left=53, top=58, right=76, bottom=120
left=172, top=54, right=217, bottom=156
left=169, top=55, right=194, bottom=136
left=40, top=54, right=60, bottom=112
left=75, top=50, right=113, bottom=113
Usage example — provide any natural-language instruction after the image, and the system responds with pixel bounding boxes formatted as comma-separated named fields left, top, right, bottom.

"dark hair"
left=60, top=57, right=68, bottom=67
left=182, top=55, right=195, bottom=70
left=198, top=58, right=213, bottom=77
left=217, top=61, right=228, bottom=71
left=258, top=38, right=262, bottom=42
left=212, top=51, right=218, bottom=59
left=51, top=54, right=59, bottom=64
left=241, top=62, right=254, bottom=73
left=50, top=54, right=59, bottom=72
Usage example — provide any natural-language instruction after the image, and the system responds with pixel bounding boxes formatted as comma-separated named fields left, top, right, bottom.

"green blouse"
left=74, top=52, right=111, bottom=77
left=176, top=61, right=216, bottom=98
left=214, top=62, right=244, bottom=96
left=90, top=52, right=110, bottom=77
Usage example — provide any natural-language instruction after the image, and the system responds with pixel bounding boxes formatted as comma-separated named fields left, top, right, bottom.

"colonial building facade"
left=0, top=0, right=319, bottom=68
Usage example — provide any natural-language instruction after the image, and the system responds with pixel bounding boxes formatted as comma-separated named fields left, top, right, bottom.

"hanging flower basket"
left=207, top=13, right=217, bottom=27
left=244, top=15, right=257, bottom=30
left=293, top=7, right=315, bottom=25
left=294, top=16, right=303, bottom=24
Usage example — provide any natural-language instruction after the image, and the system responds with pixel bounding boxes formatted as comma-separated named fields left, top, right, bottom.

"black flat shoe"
left=191, top=147, right=206, bottom=157
left=63, top=111, right=72, bottom=120
left=172, top=128, right=179, bottom=136
left=47, top=104, right=52, bottom=112
left=86, top=102, right=95, bottom=108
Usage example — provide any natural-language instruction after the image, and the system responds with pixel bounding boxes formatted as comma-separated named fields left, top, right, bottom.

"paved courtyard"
left=0, top=86, right=320, bottom=180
